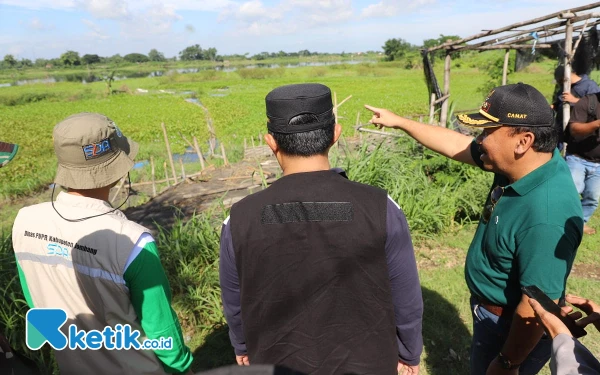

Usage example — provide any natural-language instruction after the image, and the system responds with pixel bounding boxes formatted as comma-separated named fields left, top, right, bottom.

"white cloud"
left=79, top=0, right=130, bottom=19
left=161, top=0, right=233, bottom=12
left=285, top=0, right=353, bottom=24
left=218, top=0, right=354, bottom=37
left=361, top=0, right=435, bottom=18
left=120, top=4, right=183, bottom=38
left=81, top=18, right=110, bottom=39
left=219, top=0, right=283, bottom=22
left=26, top=17, right=54, bottom=30
left=0, top=0, right=76, bottom=10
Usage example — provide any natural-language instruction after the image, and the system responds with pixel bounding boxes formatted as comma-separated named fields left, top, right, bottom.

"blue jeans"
left=566, top=154, right=600, bottom=223
left=470, top=297, right=552, bottom=375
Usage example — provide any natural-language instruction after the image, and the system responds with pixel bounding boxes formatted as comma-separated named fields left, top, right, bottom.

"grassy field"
left=2, top=50, right=586, bottom=201
left=1, top=54, right=600, bottom=374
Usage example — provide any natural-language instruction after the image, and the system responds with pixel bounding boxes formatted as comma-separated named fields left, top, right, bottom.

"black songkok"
left=265, top=83, right=334, bottom=134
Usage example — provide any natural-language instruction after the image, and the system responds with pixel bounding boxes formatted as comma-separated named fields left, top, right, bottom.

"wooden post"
left=244, top=138, right=247, bottom=151
left=161, top=122, right=178, bottom=183
left=192, top=136, right=205, bottom=170
left=150, top=156, right=157, bottom=197
left=221, top=143, right=229, bottom=166
left=429, top=93, right=436, bottom=124
left=355, top=111, right=360, bottom=137
left=110, top=177, right=126, bottom=204
left=440, top=52, right=451, bottom=127
left=333, top=92, right=338, bottom=124
left=563, top=19, right=574, bottom=132
left=259, top=132, right=263, bottom=145
left=419, top=115, right=423, bottom=123
left=502, top=49, right=510, bottom=85
left=251, top=137, right=255, bottom=148
left=179, top=158, right=186, bottom=180
left=163, top=161, right=170, bottom=186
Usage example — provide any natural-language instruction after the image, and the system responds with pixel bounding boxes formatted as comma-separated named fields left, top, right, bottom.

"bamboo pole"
left=355, top=111, right=360, bottom=136
left=221, top=143, right=229, bottom=166
left=429, top=93, right=436, bottom=124
left=356, top=126, right=404, bottom=138
left=161, top=122, right=178, bottom=183
left=335, top=95, right=352, bottom=109
left=179, top=158, right=186, bottom=180
left=440, top=53, right=451, bottom=127
left=163, top=161, right=170, bottom=186
left=251, top=137, right=255, bottom=148
left=192, top=136, right=205, bottom=170
left=502, top=50, right=510, bottom=85
left=258, top=132, right=263, bottom=146
left=433, top=94, right=450, bottom=105
left=450, top=17, right=600, bottom=51
left=563, top=20, right=574, bottom=131
left=427, top=2, right=600, bottom=51
left=179, top=132, right=194, bottom=150
left=150, top=156, right=156, bottom=197
left=463, top=44, right=553, bottom=51
left=333, top=92, right=338, bottom=124
left=110, top=177, right=126, bottom=204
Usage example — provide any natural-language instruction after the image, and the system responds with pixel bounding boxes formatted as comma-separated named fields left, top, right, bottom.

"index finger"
left=566, top=295, right=595, bottom=311
left=364, top=104, right=380, bottom=114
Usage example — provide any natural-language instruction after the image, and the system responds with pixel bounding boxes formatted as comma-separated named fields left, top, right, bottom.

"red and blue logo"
left=82, top=139, right=112, bottom=160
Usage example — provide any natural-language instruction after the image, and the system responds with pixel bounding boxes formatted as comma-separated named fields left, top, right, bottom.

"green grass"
left=2, top=138, right=600, bottom=374
left=1, top=54, right=569, bottom=200
left=2, top=54, right=600, bottom=373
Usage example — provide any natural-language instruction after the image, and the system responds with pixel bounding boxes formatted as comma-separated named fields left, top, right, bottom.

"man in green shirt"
left=365, top=83, right=583, bottom=375
left=12, top=113, right=193, bottom=374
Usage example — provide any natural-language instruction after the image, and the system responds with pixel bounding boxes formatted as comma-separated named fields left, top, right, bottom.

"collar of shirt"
left=55, top=191, right=116, bottom=213
left=505, top=149, right=561, bottom=196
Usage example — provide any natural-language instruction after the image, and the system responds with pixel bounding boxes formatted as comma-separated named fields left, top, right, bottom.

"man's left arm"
left=124, top=234, right=193, bottom=374
left=488, top=224, right=578, bottom=374
left=385, top=197, right=423, bottom=367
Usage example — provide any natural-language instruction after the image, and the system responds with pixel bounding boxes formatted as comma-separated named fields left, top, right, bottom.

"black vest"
left=230, top=170, right=397, bottom=375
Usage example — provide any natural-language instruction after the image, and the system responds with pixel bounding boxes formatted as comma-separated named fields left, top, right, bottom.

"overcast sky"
left=0, top=0, right=595, bottom=60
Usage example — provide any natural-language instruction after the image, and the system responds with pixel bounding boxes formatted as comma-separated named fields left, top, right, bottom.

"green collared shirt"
left=466, top=144, right=583, bottom=307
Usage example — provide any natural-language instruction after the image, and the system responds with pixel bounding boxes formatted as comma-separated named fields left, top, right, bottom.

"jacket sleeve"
left=385, top=196, right=423, bottom=365
left=219, top=217, right=247, bottom=355
left=551, top=333, right=600, bottom=375
left=123, top=234, right=193, bottom=374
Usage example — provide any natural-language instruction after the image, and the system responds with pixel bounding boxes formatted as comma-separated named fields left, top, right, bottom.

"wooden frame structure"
left=424, top=2, right=600, bottom=128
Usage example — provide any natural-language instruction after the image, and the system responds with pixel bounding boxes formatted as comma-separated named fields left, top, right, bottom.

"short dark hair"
left=268, top=114, right=335, bottom=157
left=508, top=124, right=558, bottom=153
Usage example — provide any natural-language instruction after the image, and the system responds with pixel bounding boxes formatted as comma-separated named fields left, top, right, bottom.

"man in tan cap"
left=12, top=113, right=193, bottom=375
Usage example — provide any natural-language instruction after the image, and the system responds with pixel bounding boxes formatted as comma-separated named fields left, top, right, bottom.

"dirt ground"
left=122, top=153, right=282, bottom=232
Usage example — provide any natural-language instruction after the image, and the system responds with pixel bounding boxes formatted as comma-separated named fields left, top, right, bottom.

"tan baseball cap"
left=53, top=113, right=139, bottom=189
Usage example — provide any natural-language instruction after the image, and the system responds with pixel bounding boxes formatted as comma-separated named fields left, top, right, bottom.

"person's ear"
left=515, top=131, right=534, bottom=155
left=332, top=123, right=342, bottom=145
left=265, top=133, right=278, bottom=154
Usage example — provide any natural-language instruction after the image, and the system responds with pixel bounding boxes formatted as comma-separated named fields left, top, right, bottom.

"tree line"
left=382, top=34, right=462, bottom=61
left=1, top=36, right=461, bottom=70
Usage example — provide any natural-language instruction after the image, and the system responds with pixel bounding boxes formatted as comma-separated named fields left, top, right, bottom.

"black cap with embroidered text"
left=265, top=83, right=334, bottom=134
left=457, top=83, right=553, bottom=128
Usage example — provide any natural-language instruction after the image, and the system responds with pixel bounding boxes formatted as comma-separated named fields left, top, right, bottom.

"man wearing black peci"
left=219, top=83, right=423, bottom=375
